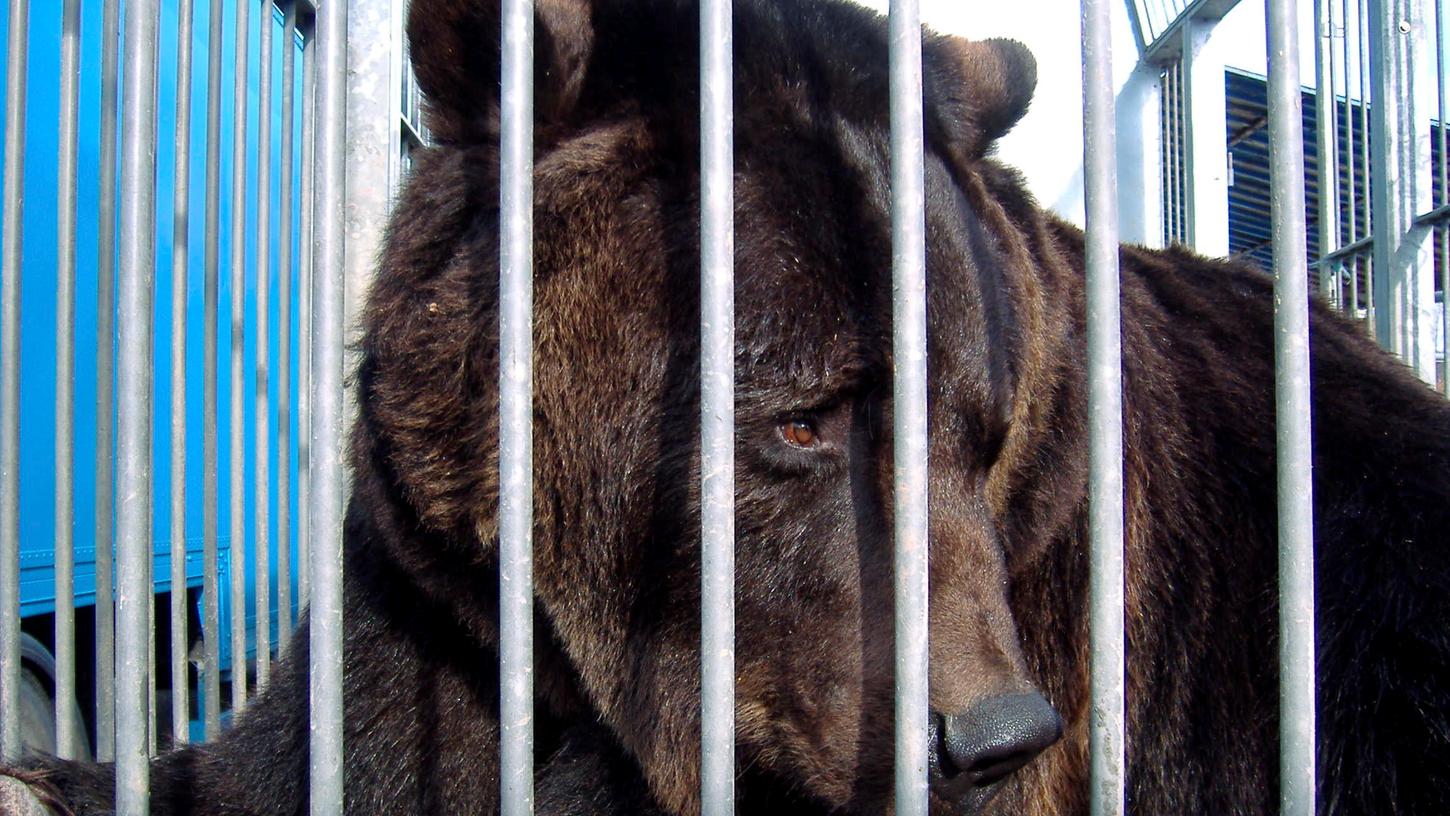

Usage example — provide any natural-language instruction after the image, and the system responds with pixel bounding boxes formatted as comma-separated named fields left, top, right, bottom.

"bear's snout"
left=927, top=691, right=1063, bottom=811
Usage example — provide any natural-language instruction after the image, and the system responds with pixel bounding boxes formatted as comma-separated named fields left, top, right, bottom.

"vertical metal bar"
left=230, top=0, right=251, bottom=712
left=203, top=0, right=225, bottom=739
left=1316, top=0, right=1342, bottom=301
left=499, top=0, right=535, bottom=813
left=1344, top=0, right=1360, bottom=311
left=699, top=0, right=734, bottom=812
left=1083, top=2, right=1126, bottom=815
left=94, top=0, right=120, bottom=762
left=1359, top=0, right=1375, bottom=329
left=116, top=0, right=160, bottom=807
left=0, top=0, right=25, bottom=766
left=1267, top=0, right=1317, bottom=812
left=1436, top=0, right=1449, bottom=393
left=256, top=0, right=274, bottom=693
left=311, top=0, right=348, bottom=808
left=888, top=1, right=928, bottom=814
left=1369, top=0, right=1435, bottom=379
left=298, top=17, right=314, bottom=615
left=170, top=0, right=196, bottom=747
left=278, top=0, right=296, bottom=646
left=54, top=0, right=81, bottom=762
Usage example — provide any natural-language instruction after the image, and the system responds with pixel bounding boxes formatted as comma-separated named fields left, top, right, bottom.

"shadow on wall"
left=1049, top=62, right=1163, bottom=248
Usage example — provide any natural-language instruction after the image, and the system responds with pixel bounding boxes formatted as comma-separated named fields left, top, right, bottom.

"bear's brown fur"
left=8, top=0, right=1449, bottom=813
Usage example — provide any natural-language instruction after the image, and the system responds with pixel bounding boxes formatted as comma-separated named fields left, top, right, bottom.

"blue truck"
left=5, top=1, right=304, bottom=755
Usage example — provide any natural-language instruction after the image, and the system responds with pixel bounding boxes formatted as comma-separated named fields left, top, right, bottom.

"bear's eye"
left=780, top=419, right=820, bottom=449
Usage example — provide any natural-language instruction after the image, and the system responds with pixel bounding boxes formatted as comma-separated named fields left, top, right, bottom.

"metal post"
left=1083, top=2, right=1126, bottom=815
left=231, top=0, right=251, bottom=713
left=888, top=1, right=928, bottom=814
left=1183, top=21, right=1230, bottom=256
left=54, top=0, right=81, bottom=762
left=1369, top=0, right=1435, bottom=380
left=1345, top=0, right=1361, bottom=311
left=311, top=0, right=348, bottom=808
left=1359, top=0, right=1375, bottom=330
left=278, top=0, right=297, bottom=646
left=1438, top=0, right=1449, bottom=393
left=0, top=0, right=26, bottom=766
left=170, top=0, right=196, bottom=747
left=94, top=0, right=120, bottom=762
left=699, top=0, right=734, bottom=813
left=1315, top=0, right=1342, bottom=304
left=498, top=0, right=534, bottom=813
left=203, top=0, right=225, bottom=740
left=256, top=0, right=274, bottom=693
left=298, top=15, right=315, bottom=616
left=1266, top=0, right=1317, bottom=813
left=116, top=0, right=160, bottom=808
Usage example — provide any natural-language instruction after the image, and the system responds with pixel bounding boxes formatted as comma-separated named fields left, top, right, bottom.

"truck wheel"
left=18, top=633, right=91, bottom=761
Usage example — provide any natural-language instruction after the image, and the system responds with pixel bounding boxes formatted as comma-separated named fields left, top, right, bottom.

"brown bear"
left=6, top=0, right=1449, bottom=813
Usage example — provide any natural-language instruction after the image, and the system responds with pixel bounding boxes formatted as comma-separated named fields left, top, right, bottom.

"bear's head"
left=362, top=0, right=1080, bottom=813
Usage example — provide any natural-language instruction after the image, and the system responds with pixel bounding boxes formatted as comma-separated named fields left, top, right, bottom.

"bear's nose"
left=927, top=692, right=1063, bottom=807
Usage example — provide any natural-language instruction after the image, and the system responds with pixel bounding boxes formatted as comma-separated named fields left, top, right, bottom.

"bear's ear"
left=408, top=0, right=594, bottom=144
left=928, top=37, right=1037, bottom=158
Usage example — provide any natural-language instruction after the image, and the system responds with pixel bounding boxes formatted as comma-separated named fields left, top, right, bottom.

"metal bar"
left=1315, top=0, right=1341, bottom=301
left=1315, top=233, right=1374, bottom=264
left=1359, top=0, right=1374, bottom=329
left=1438, top=0, right=1448, bottom=393
left=298, top=14, right=314, bottom=615
left=0, top=0, right=25, bottom=766
left=94, top=0, right=120, bottom=762
left=231, top=0, right=251, bottom=712
left=1412, top=200, right=1450, bottom=226
left=499, top=0, right=535, bottom=813
left=888, top=1, right=928, bottom=813
left=202, top=0, right=225, bottom=739
left=54, top=0, right=81, bottom=762
left=1083, top=1, right=1126, bottom=814
left=256, top=0, right=274, bottom=693
left=1339, top=0, right=1351, bottom=310
left=1267, top=0, right=1317, bottom=812
left=699, top=0, right=734, bottom=812
left=278, top=0, right=296, bottom=646
left=170, top=0, right=196, bottom=747
left=1369, top=0, right=1436, bottom=379
left=1438, top=0, right=1450, bottom=394
left=116, top=0, right=160, bottom=807
left=310, top=0, right=348, bottom=807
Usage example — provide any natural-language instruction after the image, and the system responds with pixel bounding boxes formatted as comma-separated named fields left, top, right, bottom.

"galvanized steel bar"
left=202, top=0, right=225, bottom=739
left=699, top=0, right=735, bottom=812
left=256, top=0, right=274, bottom=692
left=1343, top=0, right=1359, bottom=310
left=298, top=16, right=315, bottom=614
left=1266, top=0, right=1317, bottom=812
left=94, top=0, right=120, bottom=762
left=888, top=1, right=929, bottom=813
left=231, top=0, right=251, bottom=712
left=116, top=0, right=161, bottom=807
left=1083, top=1, right=1126, bottom=814
left=1315, top=0, right=1341, bottom=302
left=54, top=0, right=81, bottom=762
left=499, top=0, right=535, bottom=812
left=1369, top=0, right=1435, bottom=379
left=278, top=0, right=297, bottom=645
left=170, top=0, right=196, bottom=747
left=1438, top=0, right=1449, bottom=393
left=0, top=0, right=25, bottom=766
left=310, top=0, right=348, bottom=808
left=1358, top=0, right=1374, bottom=330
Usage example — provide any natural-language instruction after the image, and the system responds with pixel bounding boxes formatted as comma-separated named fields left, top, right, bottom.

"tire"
left=17, top=633, right=91, bottom=761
